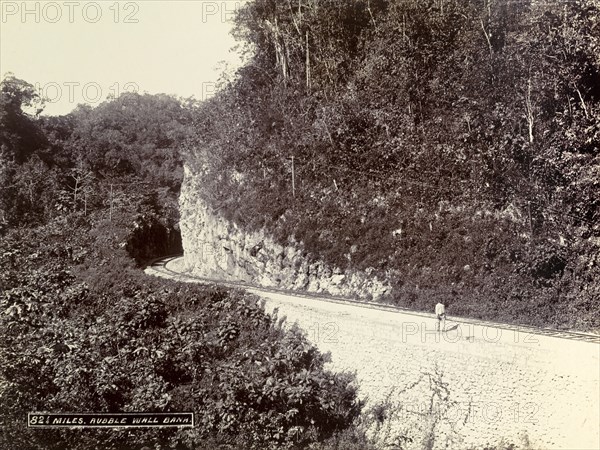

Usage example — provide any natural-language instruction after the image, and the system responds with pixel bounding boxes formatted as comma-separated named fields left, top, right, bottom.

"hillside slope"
left=183, top=0, right=600, bottom=331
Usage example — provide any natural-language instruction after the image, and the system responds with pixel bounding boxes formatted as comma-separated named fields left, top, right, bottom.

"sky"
left=0, top=0, right=247, bottom=115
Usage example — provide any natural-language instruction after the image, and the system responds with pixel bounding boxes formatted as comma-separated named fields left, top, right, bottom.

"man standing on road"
left=435, top=302, right=446, bottom=332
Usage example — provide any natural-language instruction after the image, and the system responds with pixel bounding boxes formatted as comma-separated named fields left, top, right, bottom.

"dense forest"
left=1, top=0, right=599, bottom=448
left=1, top=76, right=187, bottom=237
left=186, top=0, right=600, bottom=331
left=0, top=76, right=369, bottom=449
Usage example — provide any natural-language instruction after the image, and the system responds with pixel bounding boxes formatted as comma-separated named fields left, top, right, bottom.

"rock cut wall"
left=179, top=165, right=391, bottom=300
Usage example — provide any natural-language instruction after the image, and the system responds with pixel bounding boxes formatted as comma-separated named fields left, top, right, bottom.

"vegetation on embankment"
left=183, top=0, right=600, bottom=332
left=0, top=77, right=368, bottom=449
left=0, top=214, right=367, bottom=449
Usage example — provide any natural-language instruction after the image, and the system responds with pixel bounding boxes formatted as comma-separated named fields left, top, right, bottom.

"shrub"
left=0, top=221, right=362, bottom=450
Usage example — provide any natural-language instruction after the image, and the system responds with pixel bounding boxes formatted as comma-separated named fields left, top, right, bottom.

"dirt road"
left=146, top=257, right=600, bottom=450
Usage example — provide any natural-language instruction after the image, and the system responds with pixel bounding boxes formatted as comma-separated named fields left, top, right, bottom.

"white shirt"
left=435, top=303, right=445, bottom=316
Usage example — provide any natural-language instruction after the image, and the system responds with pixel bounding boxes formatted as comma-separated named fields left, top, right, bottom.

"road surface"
left=146, top=256, right=600, bottom=450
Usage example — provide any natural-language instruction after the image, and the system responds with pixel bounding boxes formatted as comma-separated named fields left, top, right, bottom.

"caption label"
left=28, top=412, right=194, bottom=428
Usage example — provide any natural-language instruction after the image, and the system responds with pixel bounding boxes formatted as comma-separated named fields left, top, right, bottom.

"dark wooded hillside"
left=185, top=0, right=600, bottom=331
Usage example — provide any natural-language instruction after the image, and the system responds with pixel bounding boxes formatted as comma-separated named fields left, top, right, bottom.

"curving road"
left=146, top=256, right=600, bottom=450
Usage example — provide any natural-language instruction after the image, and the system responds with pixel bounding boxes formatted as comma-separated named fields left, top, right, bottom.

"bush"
left=0, top=220, right=362, bottom=450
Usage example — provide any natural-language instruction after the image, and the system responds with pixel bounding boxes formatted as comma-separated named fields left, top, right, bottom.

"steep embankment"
left=183, top=0, right=600, bottom=332
left=179, top=166, right=391, bottom=300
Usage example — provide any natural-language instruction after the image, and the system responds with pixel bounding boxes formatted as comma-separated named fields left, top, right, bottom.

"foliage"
left=0, top=82, right=190, bottom=235
left=0, top=73, right=46, bottom=163
left=185, top=0, right=600, bottom=331
left=0, top=213, right=362, bottom=450
left=0, top=80, right=364, bottom=448
left=1, top=3, right=599, bottom=447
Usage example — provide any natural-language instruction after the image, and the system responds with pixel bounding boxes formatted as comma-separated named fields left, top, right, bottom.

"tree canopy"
left=185, top=0, right=600, bottom=330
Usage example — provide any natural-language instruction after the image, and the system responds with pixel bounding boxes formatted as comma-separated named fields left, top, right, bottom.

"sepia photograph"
left=1, top=1, right=599, bottom=449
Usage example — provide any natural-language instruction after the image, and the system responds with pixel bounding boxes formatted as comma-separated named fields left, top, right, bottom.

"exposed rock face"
left=179, top=166, right=391, bottom=300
